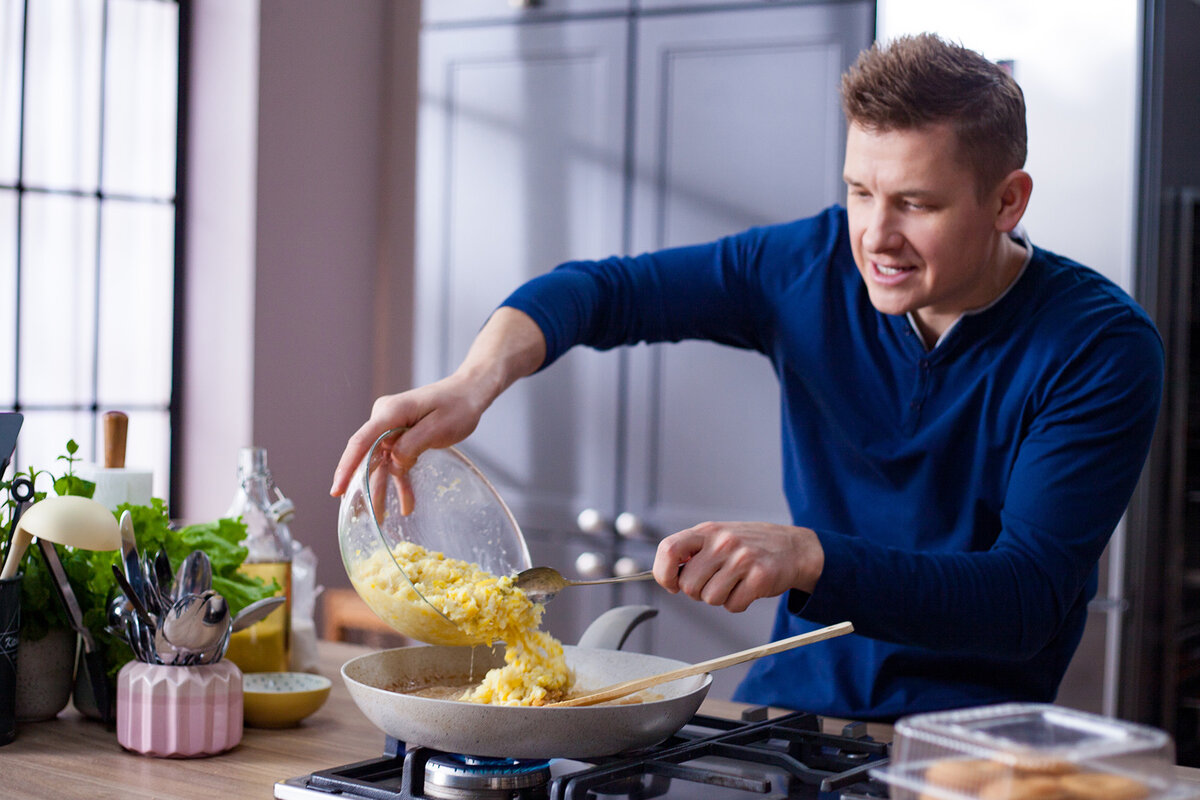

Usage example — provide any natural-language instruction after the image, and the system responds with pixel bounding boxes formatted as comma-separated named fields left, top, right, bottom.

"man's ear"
left=994, top=170, right=1033, bottom=233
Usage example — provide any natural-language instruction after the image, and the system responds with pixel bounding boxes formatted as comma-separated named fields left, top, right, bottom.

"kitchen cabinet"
left=414, top=0, right=874, bottom=700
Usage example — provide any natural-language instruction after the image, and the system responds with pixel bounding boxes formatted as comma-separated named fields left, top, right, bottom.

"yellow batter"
left=349, top=541, right=573, bottom=706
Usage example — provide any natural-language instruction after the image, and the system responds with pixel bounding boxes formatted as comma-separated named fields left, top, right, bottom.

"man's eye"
left=904, top=200, right=929, bottom=211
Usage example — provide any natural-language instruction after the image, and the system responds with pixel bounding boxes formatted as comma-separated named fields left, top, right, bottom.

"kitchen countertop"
left=0, top=640, right=1196, bottom=799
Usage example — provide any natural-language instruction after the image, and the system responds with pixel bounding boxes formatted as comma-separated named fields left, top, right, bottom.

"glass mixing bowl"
left=337, top=428, right=532, bottom=646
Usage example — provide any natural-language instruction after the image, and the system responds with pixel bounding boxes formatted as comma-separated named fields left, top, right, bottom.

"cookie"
left=1059, top=772, right=1150, bottom=800
left=978, top=775, right=1069, bottom=800
left=925, top=758, right=1011, bottom=790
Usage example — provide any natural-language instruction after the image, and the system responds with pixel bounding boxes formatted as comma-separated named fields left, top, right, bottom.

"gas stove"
left=274, top=710, right=890, bottom=800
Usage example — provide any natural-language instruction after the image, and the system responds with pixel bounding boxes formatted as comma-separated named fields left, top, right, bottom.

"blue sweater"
left=502, top=206, right=1163, bottom=721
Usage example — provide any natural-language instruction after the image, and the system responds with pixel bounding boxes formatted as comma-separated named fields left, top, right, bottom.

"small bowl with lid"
left=336, top=428, right=532, bottom=646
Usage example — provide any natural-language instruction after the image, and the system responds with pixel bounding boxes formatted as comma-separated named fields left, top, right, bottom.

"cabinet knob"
left=615, top=512, right=649, bottom=539
left=508, top=0, right=541, bottom=8
left=576, top=508, right=612, bottom=536
left=574, top=551, right=608, bottom=579
left=613, top=556, right=645, bottom=577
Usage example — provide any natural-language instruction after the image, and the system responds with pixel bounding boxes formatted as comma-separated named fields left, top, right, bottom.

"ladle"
left=513, top=566, right=656, bottom=605
left=0, top=495, right=120, bottom=579
left=549, top=621, right=854, bottom=708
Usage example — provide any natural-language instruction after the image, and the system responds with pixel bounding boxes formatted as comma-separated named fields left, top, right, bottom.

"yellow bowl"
left=242, top=672, right=331, bottom=728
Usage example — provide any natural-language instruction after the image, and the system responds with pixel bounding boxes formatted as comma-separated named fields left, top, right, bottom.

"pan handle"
left=576, top=605, right=657, bottom=651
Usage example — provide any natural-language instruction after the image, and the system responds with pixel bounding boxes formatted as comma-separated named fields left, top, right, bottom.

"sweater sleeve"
left=500, top=239, right=766, bottom=369
left=499, top=212, right=841, bottom=368
left=797, top=314, right=1164, bottom=659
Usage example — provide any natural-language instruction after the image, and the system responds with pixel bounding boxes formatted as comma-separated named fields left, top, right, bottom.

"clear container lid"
left=873, top=703, right=1200, bottom=800
left=336, top=428, right=531, bottom=646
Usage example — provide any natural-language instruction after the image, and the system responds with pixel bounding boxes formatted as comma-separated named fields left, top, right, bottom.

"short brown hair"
left=841, top=33, right=1027, bottom=194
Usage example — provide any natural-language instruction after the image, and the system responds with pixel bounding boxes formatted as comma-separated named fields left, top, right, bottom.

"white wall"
left=181, top=0, right=420, bottom=599
left=877, top=0, right=1141, bottom=292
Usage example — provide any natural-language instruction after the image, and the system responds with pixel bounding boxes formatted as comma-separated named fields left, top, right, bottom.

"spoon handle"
left=549, top=621, right=854, bottom=708
left=568, top=569, right=656, bottom=588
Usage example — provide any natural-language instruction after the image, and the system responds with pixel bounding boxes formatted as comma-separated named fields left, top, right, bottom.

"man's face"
left=843, top=122, right=1011, bottom=338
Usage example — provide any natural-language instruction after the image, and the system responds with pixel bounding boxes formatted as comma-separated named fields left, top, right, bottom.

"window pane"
left=11, top=408, right=93, bottom=485
left=0, top=0, right=24, bottom=185
left=104, top=0, right=179, bottom=199
left=19, top=192, right=98, bottom=404
left=97, top=199, right=174, bottom=405
left=0, top=191, right=14, bottom=404
left=23, top=0, right=103, bottom=192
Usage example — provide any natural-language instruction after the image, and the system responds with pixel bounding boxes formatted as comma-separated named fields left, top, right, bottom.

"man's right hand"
left=329, top=307, right=548, bottom=509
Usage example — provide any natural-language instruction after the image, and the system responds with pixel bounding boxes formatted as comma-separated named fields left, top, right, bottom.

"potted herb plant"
left=1, top=441, right=279, bottom=723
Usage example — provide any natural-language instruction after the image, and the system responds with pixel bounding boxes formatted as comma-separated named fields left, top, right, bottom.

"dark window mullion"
left=10, top=0, right=30, bottom=468
left=89, top=0, right=112, bottom=460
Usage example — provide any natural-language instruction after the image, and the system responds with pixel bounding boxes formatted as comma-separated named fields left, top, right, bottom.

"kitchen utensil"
left=230, top=595, right=286, bottom=633
left=118, top=510, right=148, bottom=608
left=36, top=538, right=113, bottom=721
left=513, top=566, right=656, bottom=604
left=3, top=476, right=32, bottom=556
left=550, top=620, right=853, bottom=707
left=0, top=496, right=121, bottom=580
left=161, top=592, right=228, bottom=664
left=111, top=565, right=157, bottom=633
left=154, top=550, right=173, bottom=606
left=242, top=672, right=331, bottom=728
left=337, top=427, right=531, bottom=646
left=343, top=641, right=711, bottom=759
left=174, top=550, right=212, bottom=601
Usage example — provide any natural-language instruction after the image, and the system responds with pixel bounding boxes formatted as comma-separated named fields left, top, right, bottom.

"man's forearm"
left=454, top=306, right=548, bottom=408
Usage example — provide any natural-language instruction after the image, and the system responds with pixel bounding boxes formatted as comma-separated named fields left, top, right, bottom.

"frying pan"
left=341, top=606, right=711, bottom=758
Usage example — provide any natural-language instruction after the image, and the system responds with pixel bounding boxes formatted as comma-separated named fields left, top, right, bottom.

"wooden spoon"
left=549, top=620, right=853, bottom=708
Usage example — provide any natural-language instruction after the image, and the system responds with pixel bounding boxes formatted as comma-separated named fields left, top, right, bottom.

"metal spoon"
left=230, top=595, right=286, bottom=633
left=162, top=591, right=228, bottom=664
left=174, top=550, right=213, bottom=601
left=512, top=566, right=657, bottom=605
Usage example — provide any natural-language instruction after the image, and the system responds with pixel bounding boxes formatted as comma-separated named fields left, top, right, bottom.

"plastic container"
left=337, top=428, right=531, bottom=646
left=873, top=703, right=1200, bottom=800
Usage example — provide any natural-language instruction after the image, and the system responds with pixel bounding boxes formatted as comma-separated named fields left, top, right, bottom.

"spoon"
left=162, top=591, right=228, bottom=663
left=549, top=621, right=854, bottom=708
left=174, top=550, right=213, bottom=600
left=512, top=566, right=657, bottom=604
left=231, top=595, right=286, bottom=633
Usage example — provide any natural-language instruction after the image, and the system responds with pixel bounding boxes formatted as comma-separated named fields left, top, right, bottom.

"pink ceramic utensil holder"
left=117, top=660, right=243, bottom=757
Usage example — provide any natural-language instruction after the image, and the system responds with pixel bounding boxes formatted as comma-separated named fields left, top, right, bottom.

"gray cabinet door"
left=619, top=1, right=874, bottom=698
left=415, top=20, right=629, bottom=539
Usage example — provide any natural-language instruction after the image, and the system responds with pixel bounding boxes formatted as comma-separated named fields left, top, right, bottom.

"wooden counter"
left=0, top=640, right=1196, bottom=798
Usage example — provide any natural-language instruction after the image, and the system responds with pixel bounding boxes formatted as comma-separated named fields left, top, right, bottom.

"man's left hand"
left=653, top=521, right=825, bottom=613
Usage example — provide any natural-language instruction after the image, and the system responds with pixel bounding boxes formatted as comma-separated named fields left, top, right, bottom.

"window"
left=1, top=0, right=180, bottom=496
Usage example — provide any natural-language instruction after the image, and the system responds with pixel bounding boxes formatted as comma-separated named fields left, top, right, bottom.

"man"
left=331, top=34, right=1162, bottom=721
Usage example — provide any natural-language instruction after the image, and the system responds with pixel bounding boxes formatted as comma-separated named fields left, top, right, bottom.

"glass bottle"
left=223, top=446, right=293, bottom=673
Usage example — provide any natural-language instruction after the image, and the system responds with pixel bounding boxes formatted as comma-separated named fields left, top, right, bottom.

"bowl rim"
left=242, top=671, right=332, bottom=694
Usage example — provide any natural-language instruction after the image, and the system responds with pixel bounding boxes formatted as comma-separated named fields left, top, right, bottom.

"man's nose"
left=862, top=206, right=902, bottom=253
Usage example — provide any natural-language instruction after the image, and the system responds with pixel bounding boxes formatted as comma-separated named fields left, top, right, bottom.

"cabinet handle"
left=575, top=551, right=609, bottom=579
left=615, top=512, right=651, bottom=540
left=576, top=508, right=613, bottom=537
left=613, top=556, right=645, bottom=578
